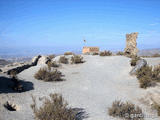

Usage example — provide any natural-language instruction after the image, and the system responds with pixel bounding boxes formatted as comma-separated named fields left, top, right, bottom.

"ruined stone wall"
left=82, top=47, right=99, bottom=54
left=124, top=32, right=138, bottom=56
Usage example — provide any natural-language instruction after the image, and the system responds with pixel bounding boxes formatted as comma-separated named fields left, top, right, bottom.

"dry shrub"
left=31, top=93, right=76, bottom=120
left=64, top=52, right=73, bottom=55
left=130, top=56, right=141, bottom=66
left=34, top=67, right=63, bottom=82
left=152, top=65, right=160, bottom=82
left=59, top=56, right=68, bottom=64
left=99, top=51, right=112, bottom=56
left=136, top=65, right=160, bottom=88
left=116, top=51, right=124, bottom=56
left=48, top=54, right=55, bottom=60
left=47, top=61, right=59, bottom=68
left=153, top=103, right=160, bottom=116
left=71, top=55, right=84, bottom=64
left=9, top=70, right=23, bottom=92
left=152, top=53, right=160, bottom=57
left=108, top=100, right=143, bottom=120
left=92, top=52, right=99, bottom=55
left=10, top=70, right=17, bottom=77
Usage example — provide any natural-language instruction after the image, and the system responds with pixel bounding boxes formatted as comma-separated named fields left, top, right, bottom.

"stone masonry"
left=124, top=32, right=138, bottom=56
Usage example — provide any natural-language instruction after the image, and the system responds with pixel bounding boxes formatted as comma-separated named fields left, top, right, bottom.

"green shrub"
left=130, top=56, right=141, bottom=66
left=34, top=67, right=63, bottom=82
left=59, top=56, right=68, bottom=64
left=31, top=93, right=76, bottom=120
left=64, top=52, right=73, bottom=55
left=108, top=100, right=143, bottom=120
left=71, top=55, right=84, bottom=64
left=116, top=51, right=124, bottom=56
left=99, top=51, right=112, bottom=56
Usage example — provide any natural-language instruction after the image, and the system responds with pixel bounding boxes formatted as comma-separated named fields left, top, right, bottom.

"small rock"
left=130, top=59, right=147, bottom=75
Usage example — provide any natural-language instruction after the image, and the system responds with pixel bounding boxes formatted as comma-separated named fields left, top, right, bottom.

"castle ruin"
left=124, top=32, right=138, bottom=56
left=82, top=47, right=99, bottom=54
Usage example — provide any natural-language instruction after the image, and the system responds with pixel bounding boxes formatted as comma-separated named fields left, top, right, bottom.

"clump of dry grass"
left=71, top=55, right=84, bottom=64
left=152, top=53, right=160, bottom=57
left=48, top=54, right=55, bottom=60
left=47, top=61, right=59, bottom=68
left=59, top=56, right=68, bottom=64
left=116, top=51, right=124, bottom=56
left=136, top=65, right=160, bottom=88
left=31, top=93, right=76, bottom=120
left=34, top=67, right=63, bottom=82
left=99, top=51, right=112, bottom=56
left=130, top=56, right=141, bottom=66
left=153, top=103, right=160, bottom=116
left=108, top=100, right=144, bottom=120
left=92, top=52, right=99, bottom=55
left=10, top=70, right=23, bottom=92
left=64, top=52, right=73, bottom=55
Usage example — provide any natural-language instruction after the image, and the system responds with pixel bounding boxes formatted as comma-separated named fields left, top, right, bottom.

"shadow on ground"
left=0, top=76, right=34, bottom=93
left=73, top=108, right=89, bottom=120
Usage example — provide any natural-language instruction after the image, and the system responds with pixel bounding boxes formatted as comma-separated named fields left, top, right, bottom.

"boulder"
left=53, top=55, right=74, bottom=64
left=37, top=56, right=50, bottom=65
left=130, top=59, right=147, bottom=75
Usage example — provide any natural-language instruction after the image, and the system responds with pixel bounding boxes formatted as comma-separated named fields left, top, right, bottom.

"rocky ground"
left=0, top=55, right=160, bottom=120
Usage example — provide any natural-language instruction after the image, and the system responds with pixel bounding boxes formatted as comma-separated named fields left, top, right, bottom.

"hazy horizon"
left=0, top=0, right=160, bottom=56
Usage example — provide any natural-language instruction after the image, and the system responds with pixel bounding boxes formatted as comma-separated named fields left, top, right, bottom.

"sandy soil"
left=0, top=56, right=160, bottom=120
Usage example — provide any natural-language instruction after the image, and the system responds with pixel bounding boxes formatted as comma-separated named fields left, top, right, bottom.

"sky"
left=0, top=0, right=160, bottom=56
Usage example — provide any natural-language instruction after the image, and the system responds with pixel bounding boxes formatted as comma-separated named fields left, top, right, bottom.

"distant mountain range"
left=138, top=48, right=160, bottom=56
left=0, top=59, right=11, bottom=67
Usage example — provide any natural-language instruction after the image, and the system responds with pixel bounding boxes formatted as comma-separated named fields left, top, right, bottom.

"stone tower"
left=124, top=32, right=138, bottom=56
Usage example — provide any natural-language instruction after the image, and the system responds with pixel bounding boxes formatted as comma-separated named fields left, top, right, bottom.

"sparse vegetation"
left=34, top=67, right=63, bottom=82
left=116, top=51, right=124, bottom=56
left=152, top=53, right=160, bottom=57
left=47, top=61, right=59, bottom=68
left=108, top=100, right=143, bottom=120
left=136, top=65, right=160, bottom=88
left=31, top=93, right=76, bottom=120
left=92, top=52, right=99, bottom=55
left=153, top=103, right=160, bottom=116
left=10, top=70, right=23, bottom=92
left=64, top=52, right=73, bottom=55
left=99, top=51, right=112, bottom=56
left=48, top=54, right=55, bottom=60
left=130, top=56, right=141, bottom=66
left=71, top=55, right=84, bottom=64
left=59, top=56, right=68, bottom=64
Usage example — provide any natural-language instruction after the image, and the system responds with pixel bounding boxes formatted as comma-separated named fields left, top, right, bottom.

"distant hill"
left=138, top=48, right=160, bottom=56
left=0, top=59, right=11, bottom=67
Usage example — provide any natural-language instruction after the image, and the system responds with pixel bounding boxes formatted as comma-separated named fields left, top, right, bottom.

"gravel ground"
left=0, top=55, right=160, bottom=120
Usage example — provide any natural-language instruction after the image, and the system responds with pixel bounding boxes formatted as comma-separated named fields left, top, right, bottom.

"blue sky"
left=0, top=0, right=160, bottom=55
